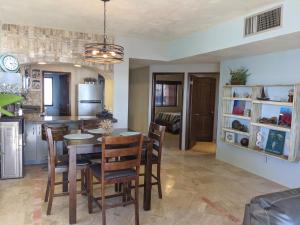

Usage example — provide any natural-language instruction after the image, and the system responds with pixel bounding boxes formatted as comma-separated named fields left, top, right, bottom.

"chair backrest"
left=45, top=127, right=57, bottom=168
left=148, top=122, right=166, bottom=161
left=101, top=134, right=143, bottom=180
left=80, top=119, right=101, bottom=131
left=42, top=123, right=68, bottom=141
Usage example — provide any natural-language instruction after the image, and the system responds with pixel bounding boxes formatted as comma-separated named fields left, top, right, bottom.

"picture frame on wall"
left=29, top=69, right=41, bottom=91
left=225, top=132, right=235, bottom=144
left=30, top=79, right=41, bottom=91
left=31, top=69, right=41, bottom=80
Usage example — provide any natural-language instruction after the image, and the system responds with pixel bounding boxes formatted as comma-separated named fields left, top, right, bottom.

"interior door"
left=59, top=75, right=70, bottom=116
left=189, top=76, right=216, bottom=148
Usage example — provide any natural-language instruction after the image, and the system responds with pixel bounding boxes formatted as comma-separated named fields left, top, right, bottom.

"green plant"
left=229, top=67, right=251, bottom=85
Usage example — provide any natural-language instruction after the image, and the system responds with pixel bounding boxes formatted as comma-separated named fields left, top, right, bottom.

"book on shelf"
left=265, top=129, right=286, bottom=155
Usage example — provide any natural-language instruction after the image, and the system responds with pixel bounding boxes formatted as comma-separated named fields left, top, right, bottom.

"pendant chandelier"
left=84, top=0, right=124, bottom=64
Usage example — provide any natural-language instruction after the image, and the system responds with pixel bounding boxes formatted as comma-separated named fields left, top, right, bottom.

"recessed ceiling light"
left=37, top=62, right=47, bottom=65
left=74, top=64, right=82, bottom=68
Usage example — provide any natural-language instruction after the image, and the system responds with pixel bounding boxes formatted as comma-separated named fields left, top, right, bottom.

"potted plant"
left=229, top=67, right=251, bottom=85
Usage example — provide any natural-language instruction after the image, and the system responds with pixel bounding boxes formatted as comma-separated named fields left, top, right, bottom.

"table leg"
left=143, top=141, right=153, bottom=211
left=63, top=144, right=68, bottom=192
left=69, top=146, right=77, bottom=224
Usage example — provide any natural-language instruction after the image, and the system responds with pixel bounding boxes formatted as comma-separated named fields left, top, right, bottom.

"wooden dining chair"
left=80, top=119, right=103, bottom=163
left=87, top=134, right=143, bottom=225
left=44, top=126, right=90, bottom=215
left=80, top=119, right=101, bottom=132
left=140, top=123, right=166, bottom=199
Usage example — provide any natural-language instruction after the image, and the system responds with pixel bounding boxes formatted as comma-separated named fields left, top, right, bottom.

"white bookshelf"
left=222, top=84, right=300, bottom=162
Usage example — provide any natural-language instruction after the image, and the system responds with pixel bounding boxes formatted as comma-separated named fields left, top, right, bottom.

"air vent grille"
left=244, top=6, right=282, bottom=36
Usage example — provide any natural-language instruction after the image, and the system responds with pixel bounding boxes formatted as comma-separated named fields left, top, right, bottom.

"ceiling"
left=130, top=31, right=300, bottom=68
left=0, top=0, right=281, bottom=41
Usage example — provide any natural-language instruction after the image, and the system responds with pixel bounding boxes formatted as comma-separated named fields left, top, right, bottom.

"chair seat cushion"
left=57, top=155, right=90, bottom=167
left=90, top=163, right=137, bottom=180
left=83, top=153, right=102, bottom=164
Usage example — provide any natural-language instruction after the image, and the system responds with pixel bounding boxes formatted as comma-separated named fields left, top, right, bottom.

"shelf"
left=253, top=100, right=293, bottom=107
left=224, top=140, right=289, bottom=161
left=223, top=113, right=251, bottom=120
left=224, top=85, right=253, bottom=87
left=223, top=97, right=252, bottom=101
left=223, top=128, right=250, bottom=136
left=251, top=122, right=291, bottom=132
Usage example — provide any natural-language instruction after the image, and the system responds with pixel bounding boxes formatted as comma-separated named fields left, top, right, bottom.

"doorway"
left=186, top=74, right=218, bottom=152
left=42, top=71, right=71, bottom=116
left=151, top=73, right=184, bottom=150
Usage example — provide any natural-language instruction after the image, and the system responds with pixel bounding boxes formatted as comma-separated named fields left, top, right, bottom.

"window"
left=155, top=81, right=180, bottom=107
left=44, top=77, right=53, bottom=106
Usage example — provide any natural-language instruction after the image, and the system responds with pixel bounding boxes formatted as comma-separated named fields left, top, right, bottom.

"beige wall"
left=155, top=74, right=184, bottom=117
left=26, top=63, right=113, bottom=115
left=128, top=67, right=150, bottom=133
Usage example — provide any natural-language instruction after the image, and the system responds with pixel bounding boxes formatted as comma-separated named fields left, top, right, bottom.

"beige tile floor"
left=0, top=135, right=286, bottom=225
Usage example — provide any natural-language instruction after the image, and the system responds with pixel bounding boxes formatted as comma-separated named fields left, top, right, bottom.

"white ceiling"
left=0, top=0, right=281, bottom=41
left=130, top=31, right=300, bottom=68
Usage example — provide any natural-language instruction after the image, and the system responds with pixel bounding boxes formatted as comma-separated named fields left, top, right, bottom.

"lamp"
left=84, top=0, right=124, bottom=64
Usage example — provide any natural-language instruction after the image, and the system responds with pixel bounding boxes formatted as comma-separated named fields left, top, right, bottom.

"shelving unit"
left=222, top=84, right=300, bottom=162
left=223, top=113, right=251, bottom=120
left=222, top=128, right=250, bottom=136
left=252, top=100, right=293, bottom=107
left=251, top=122, right=291, bottom=132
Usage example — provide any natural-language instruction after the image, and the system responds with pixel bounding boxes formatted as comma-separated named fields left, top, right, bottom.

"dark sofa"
left=243, top=188, right=300, bottom=225
left=155, top=112, right=181, bottom=134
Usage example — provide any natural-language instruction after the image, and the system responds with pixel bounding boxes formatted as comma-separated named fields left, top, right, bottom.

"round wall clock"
left=0, top=55, right=20, bottom=73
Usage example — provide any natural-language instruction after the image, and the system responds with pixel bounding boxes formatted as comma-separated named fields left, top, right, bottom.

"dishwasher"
left=0, top=117, right=24, bottom=179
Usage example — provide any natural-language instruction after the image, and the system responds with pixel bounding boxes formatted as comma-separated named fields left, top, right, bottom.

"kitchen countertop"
left=24, top=115, right=117, bottom=124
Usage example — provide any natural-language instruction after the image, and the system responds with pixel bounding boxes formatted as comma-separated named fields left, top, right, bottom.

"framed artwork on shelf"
left=265, top=129, right=286, bottom=155
left=232, top=100, right=246, bottom=115
left=225, top=132, right=235, bottom=144
left=278, top=107, right=292, bottom=127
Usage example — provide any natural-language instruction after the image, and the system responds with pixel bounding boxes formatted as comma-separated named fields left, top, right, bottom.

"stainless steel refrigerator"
left=77, top=84, right=103, bottom=116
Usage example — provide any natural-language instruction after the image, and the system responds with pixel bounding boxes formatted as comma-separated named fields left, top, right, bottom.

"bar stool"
left=43, top=124, right=90, bottom=215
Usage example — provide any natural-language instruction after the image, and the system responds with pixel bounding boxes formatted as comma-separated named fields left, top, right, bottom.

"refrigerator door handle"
left=79, top=100, right=102, bottom=104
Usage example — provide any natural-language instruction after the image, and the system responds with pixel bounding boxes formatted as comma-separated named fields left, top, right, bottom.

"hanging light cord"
left=103, top=0, right=107, bottom=45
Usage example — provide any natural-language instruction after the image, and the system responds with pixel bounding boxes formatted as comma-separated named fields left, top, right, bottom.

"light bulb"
left=92, top=50, right=99, bottom=55
left=103, top=54, right=108, bottom=58
left=110, top=51, right=116, bottom=56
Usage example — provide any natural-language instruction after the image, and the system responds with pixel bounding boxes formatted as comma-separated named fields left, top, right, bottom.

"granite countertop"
left=24, top=114, right=117, bottom=124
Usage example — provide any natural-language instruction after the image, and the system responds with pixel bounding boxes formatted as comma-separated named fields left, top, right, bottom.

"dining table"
left=64, top=129, right=153, bottom=224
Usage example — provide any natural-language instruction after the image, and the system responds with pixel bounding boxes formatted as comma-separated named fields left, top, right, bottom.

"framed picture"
left=225, top=132, right=235, bottom=144
left=31, top=79, right=41, bottom=91
left=232, top=100, right=246, bottom=115
left=278, top=107, right=292, bottom=127
left=31, top=69, right=41, bottom=80
left=265, top=129, right=286, bottom=155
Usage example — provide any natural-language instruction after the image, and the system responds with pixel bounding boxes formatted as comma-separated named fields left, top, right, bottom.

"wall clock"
left=0, top=55, right=20, bottom=73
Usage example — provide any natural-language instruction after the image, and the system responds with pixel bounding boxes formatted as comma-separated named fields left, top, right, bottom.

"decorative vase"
left=240, top=138, right=249, bottom=147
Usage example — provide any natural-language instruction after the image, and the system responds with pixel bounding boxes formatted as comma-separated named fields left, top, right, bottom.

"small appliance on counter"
left=77, top=83, right=103, bottom=116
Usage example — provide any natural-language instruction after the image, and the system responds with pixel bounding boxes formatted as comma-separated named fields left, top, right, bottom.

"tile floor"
left=0, top=136, right=286, bottom=225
